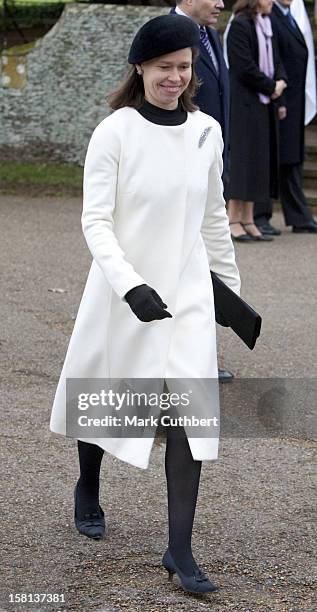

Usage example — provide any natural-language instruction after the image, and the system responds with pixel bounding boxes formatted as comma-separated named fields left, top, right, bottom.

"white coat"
left=50, top=106, right=241, bottom=469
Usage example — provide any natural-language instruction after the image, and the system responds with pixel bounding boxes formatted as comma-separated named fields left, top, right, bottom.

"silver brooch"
left=198, top=126, right=212, bottom=148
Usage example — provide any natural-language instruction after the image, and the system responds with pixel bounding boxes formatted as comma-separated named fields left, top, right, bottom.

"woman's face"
left=257, top=0, right=273, bottom=14
left=136, top=47, right=193, bottom=110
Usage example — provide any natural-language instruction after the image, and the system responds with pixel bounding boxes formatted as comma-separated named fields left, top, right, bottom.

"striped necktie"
left=199, top=26, right=219, bottom=75
left=286, top=8, right=297, bottom=29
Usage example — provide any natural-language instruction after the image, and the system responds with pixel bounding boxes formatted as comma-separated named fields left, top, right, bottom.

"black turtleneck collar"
left=137, top=99, right=187, bottom=126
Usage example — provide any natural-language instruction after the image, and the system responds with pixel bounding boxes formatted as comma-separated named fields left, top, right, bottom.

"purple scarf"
left=255, top=14, right=274, bottom=104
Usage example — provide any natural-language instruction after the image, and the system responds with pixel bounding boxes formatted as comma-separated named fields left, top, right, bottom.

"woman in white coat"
left=50, top=15, right=240, bottom=594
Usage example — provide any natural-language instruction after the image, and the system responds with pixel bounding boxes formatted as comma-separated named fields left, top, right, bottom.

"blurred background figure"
left=254, top=0, right=317, bottom=234
left=286, top=0, right=316, bottom=127
left=225, top=0, right=287, bottom=243
left=172, top=0, right=236, bottom=382
left=172, top=0, right=230, bottom=173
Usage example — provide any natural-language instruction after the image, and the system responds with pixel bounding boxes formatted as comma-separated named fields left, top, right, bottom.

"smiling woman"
left=107, top=39, right=200, bottom=112
left=50, top=13, right=240, bottom=597
left=135, top=49, right=193, bottom=110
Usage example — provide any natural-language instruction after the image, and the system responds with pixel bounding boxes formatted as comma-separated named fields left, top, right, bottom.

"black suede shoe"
left=256, top=222, right=281, bottom=236
left=293, top=222, right=317, bottom=233
left=162, top=549, right=218, bottom=594
left=218, top=368, right=234, bottom=383
left=242, top=223, right=274, bottom=241
left=74, top=483, right=105, bottom=540
left=231, top=233, right=253, bottom=242
left=229, top=221, right=253, bottom=242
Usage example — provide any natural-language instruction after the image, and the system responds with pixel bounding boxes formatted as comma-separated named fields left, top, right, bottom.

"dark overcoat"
left=170, top=8, right=230, bottom=172
left=271, top=4, right=308, bottom=165
left=227, top=13, right=286, bottom=201
left=193, top=28, right=230, bottom=173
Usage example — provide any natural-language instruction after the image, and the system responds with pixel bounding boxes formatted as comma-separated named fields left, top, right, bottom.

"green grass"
left=0, top=161, right=83, bottom=196
left=4, top=40, right=36, bottom=54
left=0, top=0, right=75, bottom=30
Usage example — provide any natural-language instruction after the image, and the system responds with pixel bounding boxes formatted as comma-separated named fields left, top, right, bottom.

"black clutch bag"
left=211, top=271, right=262, bottom=350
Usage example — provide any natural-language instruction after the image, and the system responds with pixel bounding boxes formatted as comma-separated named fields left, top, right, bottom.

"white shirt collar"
left=274, top=1, right=290, bottom=16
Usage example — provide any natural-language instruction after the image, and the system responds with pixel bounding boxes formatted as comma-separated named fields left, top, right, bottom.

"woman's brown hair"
left=107, top=47, right=200, bottom=112
left=232, top=0, right=260, bottom=20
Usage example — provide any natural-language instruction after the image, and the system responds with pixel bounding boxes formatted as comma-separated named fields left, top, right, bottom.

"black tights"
left=165, top=426, right=202, bottom=575
left=76, top=441, right=104, bottom=516
left=77, top=430, right=202, bottom=575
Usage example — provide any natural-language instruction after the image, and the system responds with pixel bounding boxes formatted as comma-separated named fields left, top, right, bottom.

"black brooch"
left=198, top=126, right=212, bottom=148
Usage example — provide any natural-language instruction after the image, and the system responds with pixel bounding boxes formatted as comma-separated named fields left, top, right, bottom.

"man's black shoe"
left=292, top=221, right=317, bottom=233
left=257, top=222, right=281, bottom=236
left=218, top=368, right=234, bottom=382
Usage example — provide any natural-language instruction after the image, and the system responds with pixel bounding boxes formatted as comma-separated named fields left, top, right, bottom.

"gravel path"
left=0, top=196, right=316, bottom=611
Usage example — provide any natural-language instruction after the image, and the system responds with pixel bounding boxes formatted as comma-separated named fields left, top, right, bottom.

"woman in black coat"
left=226, top=0, right=287, bottom=242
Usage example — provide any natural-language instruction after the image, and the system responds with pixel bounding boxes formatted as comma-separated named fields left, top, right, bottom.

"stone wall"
left=0, top=4, right=168, bottom=165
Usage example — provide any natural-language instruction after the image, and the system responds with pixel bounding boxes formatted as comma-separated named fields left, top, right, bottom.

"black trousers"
left=254, top=163, right=314, bottom=227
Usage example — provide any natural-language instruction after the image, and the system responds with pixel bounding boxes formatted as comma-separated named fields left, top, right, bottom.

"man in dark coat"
left=255, top=0, right=317, bottom=234
left=171, top=0, right=230, bottom=173
left=171, top=0, right=233, bottom=382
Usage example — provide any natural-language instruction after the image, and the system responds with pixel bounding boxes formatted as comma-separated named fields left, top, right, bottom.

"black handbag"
left=211, top=271, right=262, bottom=350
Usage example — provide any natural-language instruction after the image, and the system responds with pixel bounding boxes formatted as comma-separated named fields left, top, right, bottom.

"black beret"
left=128, top=14, right=200, bottom=64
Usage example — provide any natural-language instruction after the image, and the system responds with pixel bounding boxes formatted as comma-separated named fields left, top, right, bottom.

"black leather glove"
left=125, top=284, right=172, bottom=322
